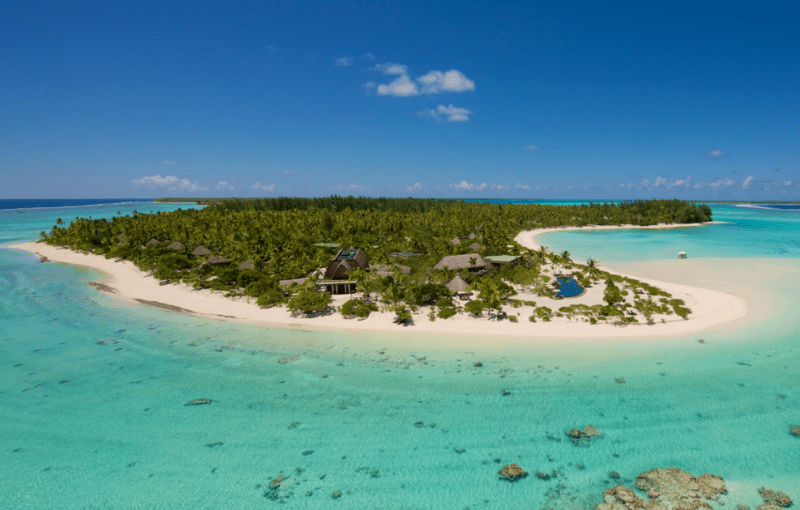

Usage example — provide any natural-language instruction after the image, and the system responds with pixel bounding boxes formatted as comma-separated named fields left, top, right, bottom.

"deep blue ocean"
left=1, top=200, right=798, bottom=509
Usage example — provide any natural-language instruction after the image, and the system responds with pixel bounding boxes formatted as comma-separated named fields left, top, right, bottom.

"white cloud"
left=163, top=160, right=176, bottom=165
left=742, top=176, right=754, bottom=189
left=334, top=57, right=352, bottom=66
left=491, top=183, right=510, bottom=191
left=522, top=145, right=538, bottom=151
left=515, top=183, right=531, bottom=190
left=216, top=181, right=234, bottom=191
left=418, top=104, right=474, bottom=122
left=407, top=182, right=423, bottom=192
left=377, top=74, right=419, bottom=97
left=131, top=175, right=207, bottom=192
left=706, top=149, right=730, bottom=159
left=339, top=183, right=364, bottom=191
left=653, top=175, right=691, bottom=188
left=361, top=52, right=375, bottom=61
left=416, top=69, right=475, bottom=94
left=372, top=63, right=408, bottom=75
left=784, top=180, right=793, bottom=186
left=450, top=181, right=487, bottom=191
left=369, top=63, right=474, bottom=97
left=709, top=178, right=735, bottom=189
left=252, top=182, right=275, bottom=191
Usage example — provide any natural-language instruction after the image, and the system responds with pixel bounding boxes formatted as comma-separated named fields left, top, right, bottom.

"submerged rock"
left=269, top=475, right=284, bottom=490
left=596, top=486, right=645, bottom=510
left=635, top=468, right=726, bottom=508
left=184, top=398, right=212, bottom=406
left=758, top=487, right=792, bottom=508
left=789, top=426, right=800, bottom=437
left=498, top=463, right=528, bottom=482
left=567, top=425, right=603, bottom=445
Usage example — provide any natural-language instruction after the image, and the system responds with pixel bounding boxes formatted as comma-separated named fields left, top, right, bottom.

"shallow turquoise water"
left=1, top=202, right=798, bottom=509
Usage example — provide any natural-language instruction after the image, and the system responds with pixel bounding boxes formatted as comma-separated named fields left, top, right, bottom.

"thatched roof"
left=208, top=255, right=229, bottom=265
left=467, top=232, right=477, bottom=239
left=191, top=245, right=212, bottom=256
left=238, top=260, right=255, bottom=271
left=145, top=238, right=160, bottom=247
left=450, top=237, right=461, bottom=245
left=371, top=263, right=410, bottom=277
left=434, top=253, right=491, bottom=271
left=469, top=242, right=483, bottom=252
left=325, top=247, right=369, bottom=280
left=166, top=241, right=184, bottom=251
left=446, top=275, right=471, bottom=293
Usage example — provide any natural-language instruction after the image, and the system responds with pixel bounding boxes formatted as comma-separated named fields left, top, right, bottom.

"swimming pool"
left=556, top=276, right=585, bottom=297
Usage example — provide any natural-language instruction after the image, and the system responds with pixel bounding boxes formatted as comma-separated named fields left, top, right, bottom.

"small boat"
left=677, top=251, right=687, bottom=259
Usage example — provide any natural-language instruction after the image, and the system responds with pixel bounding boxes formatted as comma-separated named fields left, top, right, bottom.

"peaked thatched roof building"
left=450, top=237, right=461, bottom=245
left=166, top=241, right=184, bottom=251
left=145, top=238, right=160, bottom=247
left=469, top=242, right=483, bottom=252
left=238, top=260, right=255, bottom=271
left=208, top=255, right=229, bottom=265
left=433, top=253, right=492, bottom=271
left=325, top=247, right=368, bottom=280
left=191, top=245, right=212, bottom=256
left=446, top=275, right=470, bottom=293
left=467, top=232, right=477, bottom=239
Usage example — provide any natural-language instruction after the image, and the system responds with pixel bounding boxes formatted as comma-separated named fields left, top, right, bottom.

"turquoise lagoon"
left=1, top=201, right=798, bottom=509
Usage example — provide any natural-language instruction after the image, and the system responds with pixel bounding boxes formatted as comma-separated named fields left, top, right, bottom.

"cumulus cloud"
left=653, top=176, right=691, bottom=188
left=416, top=70, right=475, bottom=94
left=706, top=149, right=730, bottom=159
left=491, top=183, right=510, bottom=191
left=334, top=57, right=352, bottom=66
left=163, top=160, right=177, bottom=165
left=515, top=183, right=531, bottom=190
left=252, top=182, right=275, bottom=191
left=131, top=175, right=207, bottom=192
left=377, top=74, right=419, bottom=97
left=742, top=176, right=754, bottom=189
left=418, top=104, right=474, bottom=122
left=216, top=181, right=234, bottom=191
left=708, top=178, right=735, bottom=188
left=783, top=180, right=793, bottom=186
left=368, top=63, right=474, bottom=97
left=407, top=182, right=423, bottom=192
left=522, top=145, right=538, bottom=151
left=450, top=181, right=487, bottom=191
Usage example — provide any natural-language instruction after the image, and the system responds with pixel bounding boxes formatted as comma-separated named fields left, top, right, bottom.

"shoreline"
left=7, top=223, right=747, bottom=343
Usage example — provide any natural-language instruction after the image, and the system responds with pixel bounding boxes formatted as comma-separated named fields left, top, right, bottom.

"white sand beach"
left=8, top=228, right=747, bottom=344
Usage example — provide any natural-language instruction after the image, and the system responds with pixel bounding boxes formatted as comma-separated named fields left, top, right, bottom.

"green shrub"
left=341, top=298, right=379, bottom=318
left=435, top=297, right=454, bottom=309
left=256, top=289, right=283, bottom=307
left=288, top=288, right=332, bottom=315
left=437, top=308, right=457, bottom=319
left=465, top=300, right=484, bottom=316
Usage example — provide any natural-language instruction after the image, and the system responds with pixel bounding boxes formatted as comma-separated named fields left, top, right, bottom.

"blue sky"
left=2, top=1, right=798, bottom=200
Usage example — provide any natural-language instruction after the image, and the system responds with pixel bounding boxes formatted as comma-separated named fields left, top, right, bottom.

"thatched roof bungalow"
left=434, top=253, right=492, bottom=271
left=446, top=275, right=470, bottom=293
left=191, top=245, right=212, bottom=257
left=145, top=238, right=160, bottom=247
left=450, top=237, right=461, bottom=245
left=208, top=255, right=229, bottom=265
left=325, top=247, right=368, bottom=280
left=166, top=241, right=184, bottom=251
left=468, top=242, right=483, bottom=252
left=238, top=260, right=256, bottom=271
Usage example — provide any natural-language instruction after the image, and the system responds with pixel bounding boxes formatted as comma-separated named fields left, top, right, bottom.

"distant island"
left=30, top=198, right=719, bottom=329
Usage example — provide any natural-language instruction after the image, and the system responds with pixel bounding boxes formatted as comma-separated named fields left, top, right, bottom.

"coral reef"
left=758, top=487, right=792, bottom=508
left=566, top=425, right=603, bottom=445
left=498, top=463, right=528, bottom=482
left=184, top=398, right=212, bottom=406
left=790, top=426, right=800, bottom=437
